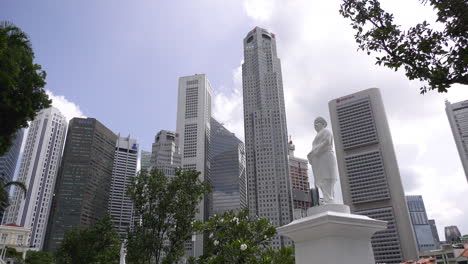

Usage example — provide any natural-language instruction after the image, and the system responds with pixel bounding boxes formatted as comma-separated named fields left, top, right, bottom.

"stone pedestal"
left=277, top=204, right=387, bottom=264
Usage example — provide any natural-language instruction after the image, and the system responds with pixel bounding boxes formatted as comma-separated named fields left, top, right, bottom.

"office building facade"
left=445, top=225, right=462, bottom=243
left=45, top=118, right=117, bottom=251
left=445, top=100, right=468, bottom=182
left=210, top=118, right=246, bottom=216
left=176, top=74, right=212, bottom=257
left=150, top=130, right=181, bottom=179
left=108, top=136, right=138, bottom=238
left=288, top=140, right=312, bottom=210
left=2, top=108, right=67, bottom=250
left=429, top=219, right=441, bottom=248
left=140, top=150, right=152, bottom=172
left=406, top=195, right=438, bottom=251
left=329, top=88, right=418, bottom=263
left=242, top=27, right=293, bottom=248
left=0, top=129, right=24, bottom=219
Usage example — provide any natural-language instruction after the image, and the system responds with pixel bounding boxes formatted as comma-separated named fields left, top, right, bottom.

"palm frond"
left=4, top=181, right=27, bottom=198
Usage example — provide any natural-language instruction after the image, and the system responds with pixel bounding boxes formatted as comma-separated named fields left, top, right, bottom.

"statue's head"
left=314, top=117, right=327, bottom=132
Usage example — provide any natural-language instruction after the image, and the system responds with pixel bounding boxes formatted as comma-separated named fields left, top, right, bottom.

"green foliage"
left=54, top=217, right=121, bottom=264
left=126, top=168, right=212, bottom=264
left=192, top=209, right=295, bottom=264
left=0, top=180, right=27, bottom=212
left=0, top=21, right=51, bottom=156
left=339, top=0, right=467, bottom=93
left=25, top=251, right=53, bottom=264
left=5, top=247, right=24, bottom=263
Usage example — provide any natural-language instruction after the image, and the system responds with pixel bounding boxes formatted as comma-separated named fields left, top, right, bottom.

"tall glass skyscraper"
left=210, top=118, right=246, bottom=216
left=242, top=27, right=293, bottom=248
left=140, top=150, right=152, bottom=172
left=329, top=88, right=418, bottom=263
left=45, top=118, right=117, bottom=251
left=108, top=136, right=138, bottom=238
left=2, top=108, right=67, bottom=250
left=406, top=195, right=438, bottom=252
left=445, top=100, right=468, bottom=182
left=0, top=129, right=24, bottom=219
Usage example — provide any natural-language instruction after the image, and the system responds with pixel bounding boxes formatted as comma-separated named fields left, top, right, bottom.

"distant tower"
left=108, top=136, right=138, bottom=238
left=445, top=225, right=462, bottom=243
left=210, top=118, right=246, bottom=215
left=45, top=118, right=117, bottom=251
left=0, top=129, right=24, bottom=219
left=176, top=74, right=212, bottom=257
left=329, top=88, right=418, bottom=263
left=406, top=195, right=438, bottom=251
left=2, top=108, right=67, bottom=250
left=140, top=150, right=152, bottom=172
left=288, top=139, right=311, bottom=210
left=242, top=27, right=293, bottom=248
left=150, top=130, right=181, bottom=177
left=445, top=100, right=468, bottom=182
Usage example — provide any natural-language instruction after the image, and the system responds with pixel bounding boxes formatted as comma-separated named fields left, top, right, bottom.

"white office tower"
left=176, top=74, right=212, bottom=257
left=150, top=130, right=181, bottom=178
left=446, top=100, right=468, bottom=182
left=108, top=136, right=138, bottom=238
left=329, top=88, right=418, bottom=263
left=242, top=27, right=293, bottom=248
left=2, top=107, right=67, bottom=250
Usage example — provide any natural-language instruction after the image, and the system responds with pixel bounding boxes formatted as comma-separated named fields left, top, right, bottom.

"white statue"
left=307, top=117, right=338, bottom=205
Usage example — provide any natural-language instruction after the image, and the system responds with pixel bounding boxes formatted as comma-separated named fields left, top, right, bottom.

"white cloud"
left=224, top=0, right=468, bottom=237
left=212, top=64, right=245, bottom=140
left=46, top=90, right=85, bottom=121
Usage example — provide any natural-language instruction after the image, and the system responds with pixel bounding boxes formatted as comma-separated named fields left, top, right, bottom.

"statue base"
left=278, top=204, right=387, bottom=264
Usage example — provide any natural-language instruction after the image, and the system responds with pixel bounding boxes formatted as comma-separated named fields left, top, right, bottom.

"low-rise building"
left=0, top=224, right=31, bottom=260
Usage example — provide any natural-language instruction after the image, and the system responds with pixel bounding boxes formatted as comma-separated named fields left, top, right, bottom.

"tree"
left=0, top=21, right=51, bottom=156
left=54, top=217, right=120, bottom=264
left=339, top=0, right=467, bottom=93
left=191, top=209, right=295, bottom=264
left=0, top=179, right=27, bottom=213
left=126, top=168, right=212, bottom=264
left=25, top=251, right=53, bottom=264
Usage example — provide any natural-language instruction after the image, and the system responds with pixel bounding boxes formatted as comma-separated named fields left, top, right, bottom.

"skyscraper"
left=108, top=136, right=138, bottom=238
left=329, top=88, right=418, bottom=263
left=288, top=140, right=311, bottom=210
left=242, top=27, right=293, bottom=248
left=429, top=219, right=441, bottom=248
left=150, top=130, right=181, bottom=178
left=140, top=150, right=152, bottom=172
left=2, top=108, right=67, bottom=250
left=445, top=225, right=461, bottom=243
left=0, top=129, right=24, bottom=219
left=210, top=118, right=246, bottom=216
left=151, top=130, right=181, bottom=167
left=445, top=100, right=468, bottom=182
left=45, top=118, right=117, bottom=251
left=176, top=74, right=211, bottom=257
left=406, top=195, right=438, bottom=251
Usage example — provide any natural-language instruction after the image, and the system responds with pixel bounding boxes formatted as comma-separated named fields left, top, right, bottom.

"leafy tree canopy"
left=54, top=216, right=121, bottom=264
left=0, top=21, right=51, bottom=156
left=340, top=0, right=467, bottom=93
left=126, top=168, right=212, bottom=264
left=0, top=180, right=27, bottom=213
left=191, top=209, right=295, bottom=264
left=25, top=251, right=53, bottom=264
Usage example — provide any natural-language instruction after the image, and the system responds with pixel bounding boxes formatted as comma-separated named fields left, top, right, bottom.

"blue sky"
left=3, top=0, right=468, bottom=237
left=1, top=0, right=251, bottom=150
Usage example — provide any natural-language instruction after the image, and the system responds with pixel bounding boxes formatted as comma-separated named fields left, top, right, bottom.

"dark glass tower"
left=406, top=195, right=438, bottom=251
left=210, top=118, right=246, bottom=216
left=0, top=129, right=24, bottom=219
left=44, top=118, right=117, bottom=251
left=445, top=225, right=462, bottom=243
